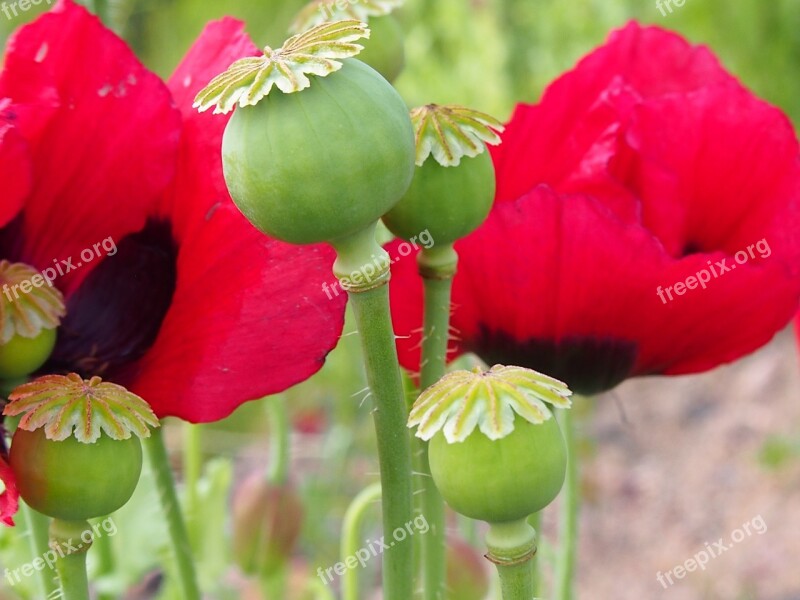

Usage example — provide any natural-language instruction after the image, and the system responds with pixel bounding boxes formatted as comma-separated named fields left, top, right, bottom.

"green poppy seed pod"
left=409, top=365, right=572, bottom=524
left=357, top=15, right=405, bottom=83
left=289, top=1, right=406, bottom=83
left=232, top=473, right=304, bottom=576
left=10, top=429, right=143, bottom=521
left=0, top=328, right=57, bottom=380
left=3, top=374, right=159, bottom=521
left=445, top=537, right=490, bottom=600
left=195, top=22, right=414, bottom=246
left=0, top=260, right=65, bottom=379
left=430, top=417, right=566, bottom=523
left=383, top=105, right=503, bottom=246
left=222, top=59, right=414, bottom=245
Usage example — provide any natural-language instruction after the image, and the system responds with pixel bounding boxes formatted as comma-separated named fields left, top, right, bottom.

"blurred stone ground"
left=559, top=326, right=800, bottom=600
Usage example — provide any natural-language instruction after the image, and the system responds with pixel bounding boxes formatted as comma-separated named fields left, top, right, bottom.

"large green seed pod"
left=222, top=59, right=414, bottom=245
left=195, top=21, right=415, bottom=246
left=430, top=417, right=566, bottom=523
left=10, top=429, right=142, bottom=521
left=408, top=365, right=572, bottom=524
left=3, top=374, right=159, bottom=521
left=383, top=105, right=503, bottom=246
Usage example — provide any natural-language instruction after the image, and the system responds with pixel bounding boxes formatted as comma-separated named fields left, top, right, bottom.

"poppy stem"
left=50, top=519, right=91, bottom=600
left=485, top=519, right=537, bottom=600
left=331, top=224, right=414, bottom=600
left=416, top=244, right=459, bottom=600
left=266, top=395, right=290, bottom=485
left=554, top=407, right=579, bottom=600
left=143, top=427, right=202, bottom=600
left=20, top=502, right=58, bottom=597
left=182, top=422, right=202, bottom=546
left=340, top=482, right=382, bottom=600
left=528, top=510, right=543, bottom=594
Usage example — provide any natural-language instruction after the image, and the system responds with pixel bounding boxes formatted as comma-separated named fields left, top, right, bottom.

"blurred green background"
left=1, top=1, right=799, bottom=598
left=1, top=0, right=799, bottom=125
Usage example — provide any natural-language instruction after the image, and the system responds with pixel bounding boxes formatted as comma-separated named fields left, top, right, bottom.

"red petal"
left=125, top=20, right=345, bottom=421
left=623, top=84, right=800, bottom=259
left=0, top=457, right=19, bottom=526
left=0, top=0, right=181, bottom=292
left=391, top=186, right=800, bottom=390
left=0, top=117, right=30, bottom=228
left=160, top=18, right=259, bottom=238
left=129, top=203, right=346, bottom=422
left=491, top=22, right=731, bottom=214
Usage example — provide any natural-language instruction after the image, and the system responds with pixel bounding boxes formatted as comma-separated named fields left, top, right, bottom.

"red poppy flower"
left=0, top=1, right=346, bottom=522
left=389, top=22, right=800, bottom=395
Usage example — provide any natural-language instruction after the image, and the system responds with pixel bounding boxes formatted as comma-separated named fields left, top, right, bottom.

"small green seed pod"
left=383, top=105, right=503, bottom=246
left=195, top=21, right=415, bottom=246
left=289, top=0, right=406, bottom=83
left=408, top=365, right=572, bottom=524
left=0, top=328, right=57, bottom=380
left=0, top=260, right=65, bottom=379
left=4, top=374, right=159, bottom=521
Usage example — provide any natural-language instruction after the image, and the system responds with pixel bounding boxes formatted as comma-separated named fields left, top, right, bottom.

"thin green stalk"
left=340, top=482, right=382, bottom=600
left=266, top=396, right=290, bottom=485
left=554, top=407, right=579, bottom=600
left=50, top=519, right=91, bottom=600
left=485, top=519, right=537, bottom=600
left=143, top=427, right=201, bottom=600
left=92, top=522, right=116, bottom=600
left=20, top=502, right=57, bottom=598
left=416, top=245, right=458, bottom=600
left=331, top=225, right=414, bottom=600
left=182, top=422, right=202, bottom=546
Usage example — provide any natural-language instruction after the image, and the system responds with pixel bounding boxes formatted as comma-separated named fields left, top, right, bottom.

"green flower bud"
left=356, top=15, right=405, bottom=83
left=445, top=537, right=490, bottom=600
left=232, top=473, right=304, bottom=576
left=409, top=365, right=571, bottom=524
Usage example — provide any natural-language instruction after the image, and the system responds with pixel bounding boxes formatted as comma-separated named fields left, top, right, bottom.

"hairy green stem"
left=332, top=224, right=414, bottom=600
left=485, top=519, right=537, bottom=600
left=143, top=427, right=201, bottom=600
left=266, top=396, right=290, bottom=485
left=554, top=407, right=578, bottom=600
left=182, top=422, right=202, bottom=546
left=416, top=245, right=458, bottom=600
left=50, top=519, right=91, bottom=600
left=20, top=502, right=57, bottom=597
left=340, top=482, right=382, bottom=600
